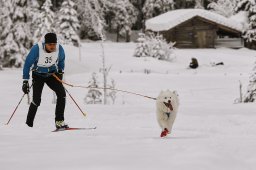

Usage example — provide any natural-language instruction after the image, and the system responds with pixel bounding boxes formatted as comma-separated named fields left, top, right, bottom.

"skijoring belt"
left=32, top=65, right=57, bottom=77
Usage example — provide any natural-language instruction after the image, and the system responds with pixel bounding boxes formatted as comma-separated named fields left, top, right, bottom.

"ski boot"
left=55, top=120, right=69, bottom=129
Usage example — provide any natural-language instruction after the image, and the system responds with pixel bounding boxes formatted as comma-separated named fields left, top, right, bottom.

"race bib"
left=37, top=43, right=59, bottom=67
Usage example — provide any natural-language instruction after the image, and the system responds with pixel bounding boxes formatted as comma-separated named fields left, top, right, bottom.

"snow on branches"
left=142, top=0, right=175, bottom=20
left=243, top=61, right=256, bottom=102
left=33, top=0, right=55, bottom=43
left=84, top=72, right=116, bottom=104
left=207, top=0, right=237, bottom=17
left=0, top=0, right=33, bottom=67
left=58, top=0, right=80, bottom=46
left=236, top=0, right=256, bottom=43
left=134, top=33, right=176, bottom=61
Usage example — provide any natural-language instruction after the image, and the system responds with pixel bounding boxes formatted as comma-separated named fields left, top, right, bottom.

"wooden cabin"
left=146, top=9, right=244, bottom=48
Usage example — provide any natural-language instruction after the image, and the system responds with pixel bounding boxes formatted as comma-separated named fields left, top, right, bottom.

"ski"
left=52, top=127, right=96, bottom=132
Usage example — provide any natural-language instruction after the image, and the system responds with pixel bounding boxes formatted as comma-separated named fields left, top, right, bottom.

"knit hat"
left=44, top=33, right=57, bottom=44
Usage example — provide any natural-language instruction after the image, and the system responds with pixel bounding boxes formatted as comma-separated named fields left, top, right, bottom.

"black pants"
left=26, top=72, right=66, bottom=127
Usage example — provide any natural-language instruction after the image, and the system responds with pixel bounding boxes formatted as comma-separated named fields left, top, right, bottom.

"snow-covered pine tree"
left=107, top=79, right=117, bottom=104
left=33, top=0, right=55, bottom=43
left=194, top=0, right=204, bottom=9
left=90, top=0, right=106, bottom=39
left=85, top=72, right=117, bottom=104
left=0, top=1, right=12, bottom=67
left=149, top=33, right=175, bottom=60
left=75, top=0, right=104, bottom=39
left=134, top=33, right=175, bottom=60
left=243, top=61, right=256, bottom=102
left=0, top=0, right=4, bottom=66
left=134, top=33, right=150, bottom=57
left=208, top=0, right=237, bottom=17
left=112, top=0, right=138, bottom=42
left=75, top=0, right=137, bottom=41
left=245, top=3, right=256, bottom=43
left=236, top=0, right=256, bottom=12
left=27, top=0, right=40, bottom=40
left=84, top=72, right=103, bottom=104
left=236, top=0, right=256, bottom=43
left=129, top=0, right=146, bottom=30
left=150, top=34, right=167, bottom=60
left=142, top=0, right=175, bottom=20
left=0, top=0, right=33, bottom=67
left=58, top=0, right=80, bottom=46
left=0, top=0, right=4, bottom=34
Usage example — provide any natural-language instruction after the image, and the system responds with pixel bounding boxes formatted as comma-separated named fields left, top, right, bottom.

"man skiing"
left=22, top=32, right=68, bottom=129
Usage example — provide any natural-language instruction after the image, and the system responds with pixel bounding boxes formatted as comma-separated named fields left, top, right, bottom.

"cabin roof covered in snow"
left=145, top=9, right=244, bottom=32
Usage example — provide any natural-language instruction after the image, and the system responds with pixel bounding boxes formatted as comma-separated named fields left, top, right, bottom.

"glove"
left=56, top=70, right=64, bottom=80
left=22, top=80, right=29, bottom=94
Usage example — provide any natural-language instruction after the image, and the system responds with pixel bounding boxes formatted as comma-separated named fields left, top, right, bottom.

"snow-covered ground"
left=1, top=43, right=256, bottom=170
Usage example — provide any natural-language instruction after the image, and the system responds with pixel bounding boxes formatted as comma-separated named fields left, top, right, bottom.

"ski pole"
left=64, top=87, right=86, bottom=117
left=5, top=84, right=33, bottom=125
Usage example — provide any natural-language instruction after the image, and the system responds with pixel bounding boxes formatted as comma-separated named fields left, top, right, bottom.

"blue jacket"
left=23, top=43, right=65, bottom=80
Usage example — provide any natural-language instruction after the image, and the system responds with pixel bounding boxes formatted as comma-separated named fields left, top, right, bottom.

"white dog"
left=156, top=90, right=179, bottom=137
